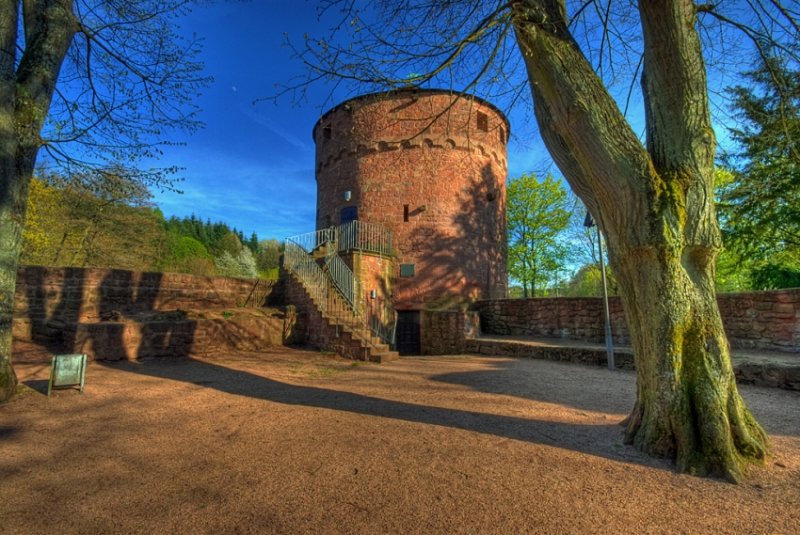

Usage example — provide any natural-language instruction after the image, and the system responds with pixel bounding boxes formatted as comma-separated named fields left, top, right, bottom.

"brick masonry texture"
left=14, top=266, right=274, bottom=321
left=281, top=267, right=373, bottom=361
left=421, top=310, right=480, bottom=355
left=475, top=289, right=800, bottom=353
left=314, top=89, right=509, bottom=310
left=11, top=266, right=299, bottom=361
left=343, top=250, right=393, bottom=306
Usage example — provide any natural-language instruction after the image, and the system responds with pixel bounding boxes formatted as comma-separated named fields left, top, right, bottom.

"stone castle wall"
left=475, top=297, right=630, bottom=345
left=716, top=290, right=800, bottom=351
left=12, top=266, right=287, bottom=361
left=314, top=89, right=509, bottom=309
left=475, top=289, right=800, bottom=353
left=421, top=310, right=481, bottom=355
left=14, top=265, right=275, bottom=323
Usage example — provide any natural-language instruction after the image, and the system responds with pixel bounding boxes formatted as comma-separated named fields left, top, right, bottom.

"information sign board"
left=48, top=354, right=87, bottom=396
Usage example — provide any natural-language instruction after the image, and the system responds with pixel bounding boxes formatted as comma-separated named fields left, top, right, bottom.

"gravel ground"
left=1, top=347, right=799, bottom=534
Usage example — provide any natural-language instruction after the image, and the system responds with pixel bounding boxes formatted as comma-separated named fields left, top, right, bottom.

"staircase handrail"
left=284, top=239, right=333, bottom=313
left=338, top=220, right=392, bottom=256
left=324, top=254, right=360, bottom=313
left=285, top=223, right=396, bottom=348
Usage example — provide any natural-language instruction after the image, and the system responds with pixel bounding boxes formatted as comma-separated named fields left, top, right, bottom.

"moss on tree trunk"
left=0, top=206, right=22, bottom=403
left=0, top=166, right=29, bottom=403
left=615, top=246, right=768, bottom=481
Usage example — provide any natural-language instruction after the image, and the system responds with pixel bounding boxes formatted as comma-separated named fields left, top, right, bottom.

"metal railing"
left=284, top=222, right=395, bottom=348
left=284, top=239, right=366, bottom=333
left=238, top=279, right=275, bottom=307
left=338, top=220, right=392, bottom=256
left=323, top=254, right=360, bottom=313
left=365, top=296, right=397, bottom=347
left=286, top=227, right=337, bottom=257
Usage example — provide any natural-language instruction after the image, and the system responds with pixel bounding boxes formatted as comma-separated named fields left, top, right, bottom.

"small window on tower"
left=476, top=111, right=488, bottom=132
left=403, top=204, right=409, bottom=222
left=341, top=206, right=358, bottom=225
left=323, top=124, right=332, bottom=141
left=499, top=126, right=505, bottom=144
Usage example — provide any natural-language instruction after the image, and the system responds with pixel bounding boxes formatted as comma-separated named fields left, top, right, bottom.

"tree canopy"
left=506, top=173, right=571, bottom=297
left=21, top=177, right=277, bottom=279
left=717, top=54, right=800, bottom=289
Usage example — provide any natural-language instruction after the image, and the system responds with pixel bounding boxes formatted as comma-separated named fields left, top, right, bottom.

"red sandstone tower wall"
left=313, top=89, right=509, bottom=309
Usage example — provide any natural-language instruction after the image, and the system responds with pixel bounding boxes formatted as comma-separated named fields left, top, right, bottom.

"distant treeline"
left=21, top=177, right=281, bottom=279
left=162, top=214, right=260, bottom=256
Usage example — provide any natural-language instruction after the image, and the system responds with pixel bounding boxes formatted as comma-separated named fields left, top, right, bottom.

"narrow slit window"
left=403, top=204, right=409, bottom=222
left=476, top=111, right=488, bottom=132
left=323, top=124, right=332, bottom=141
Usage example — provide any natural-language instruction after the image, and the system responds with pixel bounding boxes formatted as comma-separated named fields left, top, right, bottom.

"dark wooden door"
left=395, top=311, right=421, bottom=356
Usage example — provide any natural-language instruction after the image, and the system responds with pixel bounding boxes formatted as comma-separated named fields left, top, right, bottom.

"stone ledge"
left=11, top=307, right=303, bottom=362
left=465, top=338, right=799, bottom=391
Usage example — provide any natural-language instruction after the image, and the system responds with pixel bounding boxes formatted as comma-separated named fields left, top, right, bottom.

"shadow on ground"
left=428, top=357, right=636, bottom=414
left=22, top=379, right=49, bottom=395
left=104, top=356, right=669, bottom=472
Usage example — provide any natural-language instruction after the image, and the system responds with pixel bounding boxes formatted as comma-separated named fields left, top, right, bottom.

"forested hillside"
left=21, top=178, right=281, bottom=279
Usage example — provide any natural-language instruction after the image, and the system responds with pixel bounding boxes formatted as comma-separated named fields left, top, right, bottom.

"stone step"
left=369, top=351, right=400, bottom=363
left=290, top=269, right=398, bottom=364
left=371, top=342, right=390, bottom=353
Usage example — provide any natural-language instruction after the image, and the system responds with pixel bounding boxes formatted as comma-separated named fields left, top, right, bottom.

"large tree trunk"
left=0, top=1, right=21, bottom=401
left=615, top=242, right=767, bottom=480
left=0, top=0, right=76, bottom=402
left=0, top=154, right=34, bottom=402
left=511, top=0, right=768, bottom=480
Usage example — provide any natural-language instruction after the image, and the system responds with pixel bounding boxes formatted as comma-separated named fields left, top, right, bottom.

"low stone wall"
left=14, top=266, right=276, bottom=324
left=474, top=289, right=800, bottom=353
left=464, top=338, right=799, bottom=391
left=421, top=310, right=480, bottom=355
left=13, top=308, right=303, bottom=362
left=466, top=338, right=636, bottom=369
left=12, top=266, right=290, bottom=361
left=474, top=297, right=630, bottom=345
left=716, top=290, right=800, bottom=351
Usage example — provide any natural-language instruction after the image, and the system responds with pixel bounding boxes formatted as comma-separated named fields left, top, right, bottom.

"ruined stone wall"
left=314, top=89, right=509, bottom=309
left=13, top=265, right=274, bottom=323
left=475, top=297, right=630, bottom=345
left=12, top=266, right=285, bottom=361
left=475, top=289, right=800, bottom=353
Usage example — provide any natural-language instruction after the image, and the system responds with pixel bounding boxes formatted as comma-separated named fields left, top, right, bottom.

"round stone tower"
left=313, top=88, right=508, bottom=311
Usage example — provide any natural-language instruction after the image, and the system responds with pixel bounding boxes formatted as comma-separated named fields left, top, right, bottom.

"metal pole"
left=597, top=227, right=615, bottom=370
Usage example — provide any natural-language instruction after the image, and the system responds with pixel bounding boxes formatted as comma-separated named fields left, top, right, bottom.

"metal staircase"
left=284, top=222, right=397, bottom=362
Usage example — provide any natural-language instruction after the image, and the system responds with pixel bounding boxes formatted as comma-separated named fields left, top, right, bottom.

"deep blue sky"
left=150, top=1, right=746, bottom=242
left=148, top=1, right=552, bottom=241
left=150, top=2, right=324, bottom=240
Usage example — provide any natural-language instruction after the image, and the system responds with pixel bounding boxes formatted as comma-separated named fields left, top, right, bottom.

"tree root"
left=624, top=376, right=769, bottom=483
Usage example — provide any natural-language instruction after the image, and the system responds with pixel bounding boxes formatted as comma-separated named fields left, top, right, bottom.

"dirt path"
left=2, top=348, right=799, bottom=534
